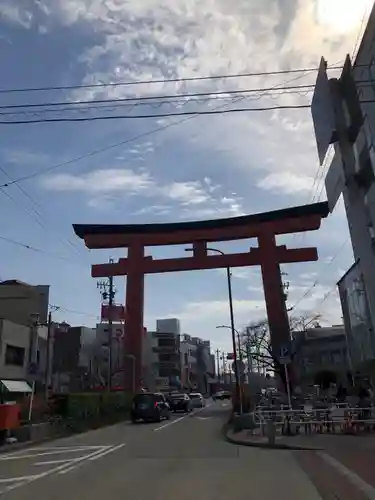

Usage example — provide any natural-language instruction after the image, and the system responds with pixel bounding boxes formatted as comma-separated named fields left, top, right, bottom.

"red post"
left=124, top=244, right=144, bottom=392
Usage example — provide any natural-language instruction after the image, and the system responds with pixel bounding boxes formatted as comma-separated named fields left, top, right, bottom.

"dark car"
left=213, top=390, right=232, bottom=401
left=131, top=392, right=170, bottom=423
left=167, top=393, right=191, bottom=413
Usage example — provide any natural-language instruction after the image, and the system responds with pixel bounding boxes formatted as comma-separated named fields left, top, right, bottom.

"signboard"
left=226, top=353, right=234, bottom=360
left=101, top=304, right=125, bottom=322
left=311, top=57, right=337, bottom=165
left=325, top=147, right=345, bottom=212
left=231, top=360, right=245, bottom=374
left=279, top=343, right=291, bottom=365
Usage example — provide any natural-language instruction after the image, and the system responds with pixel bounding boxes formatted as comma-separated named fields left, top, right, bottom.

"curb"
left=223, top=422, right=322, bottom=451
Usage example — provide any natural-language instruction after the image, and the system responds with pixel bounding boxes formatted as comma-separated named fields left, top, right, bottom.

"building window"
left=5, top=345, right=25, bottom=367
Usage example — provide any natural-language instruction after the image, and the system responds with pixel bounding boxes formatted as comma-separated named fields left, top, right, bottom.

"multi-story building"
left=313, top=4, right=375, bottom=385
left=337, top=263, right=374, bottom=379
left=0, top=280, right=49, bottom=326
left=52, top=325, right=96, bottom=392
left=0, top=318, right=48, bottom=390
left=180, top=334, right=215, bottom=394
left=293, top=326, right=350, bottom=388
left=95, top=322, right=124, bottom=384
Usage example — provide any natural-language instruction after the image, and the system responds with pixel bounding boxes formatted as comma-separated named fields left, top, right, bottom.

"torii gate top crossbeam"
left=73, top=202, right=329, bottom=249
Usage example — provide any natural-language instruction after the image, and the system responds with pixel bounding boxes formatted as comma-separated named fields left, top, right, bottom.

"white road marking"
left=58, top=444, right=125, bottom=474
left=153, top=403, right=212, bottom=432
left=0, top=444, right=125, bottom=495
left=34, top=459, right=80, bottom=466
left=89, top=443, right=125, bottom=461
left=0, top=476, right=39, bottom=484
left=318, top=451, right=375, bottom=500
left=0, top=447, right=109, bottom=461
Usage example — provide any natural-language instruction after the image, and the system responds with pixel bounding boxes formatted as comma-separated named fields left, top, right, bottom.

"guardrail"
left=253, top=406, right=375, bottom=436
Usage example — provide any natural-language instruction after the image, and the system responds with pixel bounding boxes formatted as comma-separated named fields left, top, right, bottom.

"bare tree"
left=241, top=312, right=323, bottom=391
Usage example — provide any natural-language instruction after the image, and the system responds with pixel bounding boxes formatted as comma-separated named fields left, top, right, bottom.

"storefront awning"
left=0, top=380, right=32, bottom=393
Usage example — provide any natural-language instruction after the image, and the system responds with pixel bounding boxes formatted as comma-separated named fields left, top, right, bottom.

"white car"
left=189, top=392, right=205, bottom=408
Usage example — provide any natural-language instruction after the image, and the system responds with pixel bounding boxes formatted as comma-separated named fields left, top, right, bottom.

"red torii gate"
left=73, top=201, right=329, bottom=392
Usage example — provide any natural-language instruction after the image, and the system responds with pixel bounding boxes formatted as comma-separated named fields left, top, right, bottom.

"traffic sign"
left=279, top=343, right=291, bottom=365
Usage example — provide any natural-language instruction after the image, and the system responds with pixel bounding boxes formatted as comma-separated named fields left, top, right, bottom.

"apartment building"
left=0, top=280, right=49, bottom=326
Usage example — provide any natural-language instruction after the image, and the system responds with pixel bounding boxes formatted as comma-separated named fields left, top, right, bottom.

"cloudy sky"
left=0, top=0, right=372, bottom=352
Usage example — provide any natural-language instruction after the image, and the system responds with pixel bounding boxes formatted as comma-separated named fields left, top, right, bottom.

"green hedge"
left=52, top=392, right=132, bottom=431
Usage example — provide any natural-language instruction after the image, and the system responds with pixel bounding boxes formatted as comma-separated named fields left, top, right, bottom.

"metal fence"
left=253, top=405, right=375, bottom=435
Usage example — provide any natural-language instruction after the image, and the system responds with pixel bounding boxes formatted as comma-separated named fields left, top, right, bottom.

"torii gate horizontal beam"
left=77, top=214, right=325, bottom=249
left=91, top=246, right=318, bottom=278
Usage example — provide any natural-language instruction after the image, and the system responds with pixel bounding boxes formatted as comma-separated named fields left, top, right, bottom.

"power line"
left=49, top=303, right=99, bottom=318
left=0, top=104, right=313, bottom=125
left=289, top=237, right=351, bottom=311
left=0, top=83, right=319, bottom=111
left=0, top=68, right=318, bottom=189
left=0, top=234, right=74, bottom=261
left=0, top=64, right=350, bottom=95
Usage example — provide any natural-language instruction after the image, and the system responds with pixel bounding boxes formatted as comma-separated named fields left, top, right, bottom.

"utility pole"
left=44, top=305, right=60, bottom=399
left=97, top=258, right=115, bottom=391
left=216, top=349, right=220, bottom=384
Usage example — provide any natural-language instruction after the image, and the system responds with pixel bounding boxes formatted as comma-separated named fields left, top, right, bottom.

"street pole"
left=216, top=349, right=221, bottom=384
left=226, top=266, right=243, bottom=414
left=184, top=246, right=242, bottom=411
left=284, top=363, right=292, bottom=409
left=44, top=311, right=52, bottom=400
left=221, top=354, right=226, bottom=384
left=97, top=259, right=115, bottom=392
left=108, top=262, right=114, bottom=392
left=28, top=313, right=39, bottom=422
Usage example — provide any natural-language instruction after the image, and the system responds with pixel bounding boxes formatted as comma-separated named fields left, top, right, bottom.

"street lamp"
left=184, top=246, right=242, bottom=413
left=216, top=325, right=243, bottom=414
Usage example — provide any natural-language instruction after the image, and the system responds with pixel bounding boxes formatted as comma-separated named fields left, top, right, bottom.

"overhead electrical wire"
left=0, top=234, right=74, bottom=261
left=49, top=303, right=99, bottom=319
left=0, top=66, right=324, bottom=189
left=0, top=63, right=354, bottom=95
left=0, top=83, right=317, bottom=110
left=289, top=236, right=351, bottom=312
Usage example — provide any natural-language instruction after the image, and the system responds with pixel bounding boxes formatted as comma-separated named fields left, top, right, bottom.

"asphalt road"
left=0, top=400, right=323, bottom=500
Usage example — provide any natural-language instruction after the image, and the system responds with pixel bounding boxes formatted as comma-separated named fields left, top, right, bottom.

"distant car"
left=131, top=392, right=170, bottom=423
left=189, top=392, right=204, bottom=408
left=213, top=390, right=231, bottom=401
left=167, top=393, right=191, bottom=413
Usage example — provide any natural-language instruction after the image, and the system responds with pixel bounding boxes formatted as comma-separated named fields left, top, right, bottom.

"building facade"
left=293, top=326, right=350, bottom=388
left=0, top=280, right=49, bottom=326
left=180, top=334, right=215, bottom=393
left=52, top=326, right=96, bottom=392
left=0, top=318, right=48, bottom=386
left=313, top=4, right=375, bottom=384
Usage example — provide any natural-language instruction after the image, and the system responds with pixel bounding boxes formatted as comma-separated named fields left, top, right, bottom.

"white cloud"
left=257, top=172, right=314, bottom=194
left=41, top=168, right=244, bottom=218
left=43, top=168, right=153, bottom=194
left=0, top=3, right=33, bottom=28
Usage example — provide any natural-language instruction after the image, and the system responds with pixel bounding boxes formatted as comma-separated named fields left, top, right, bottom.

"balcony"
left=152, top=345, right=178, bottom=353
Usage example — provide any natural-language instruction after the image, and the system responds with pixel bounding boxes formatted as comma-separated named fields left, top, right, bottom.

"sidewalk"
left=227, top=427, right=375, bottom=495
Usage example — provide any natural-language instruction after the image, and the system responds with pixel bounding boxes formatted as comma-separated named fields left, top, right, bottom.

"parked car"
left=167, top=393, right=191, bottom=413
left=131, top=392, right=170, bottom=423
left=213, top=390, right=232, bottom=401
left=189, top=392, right=204, bottom=408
